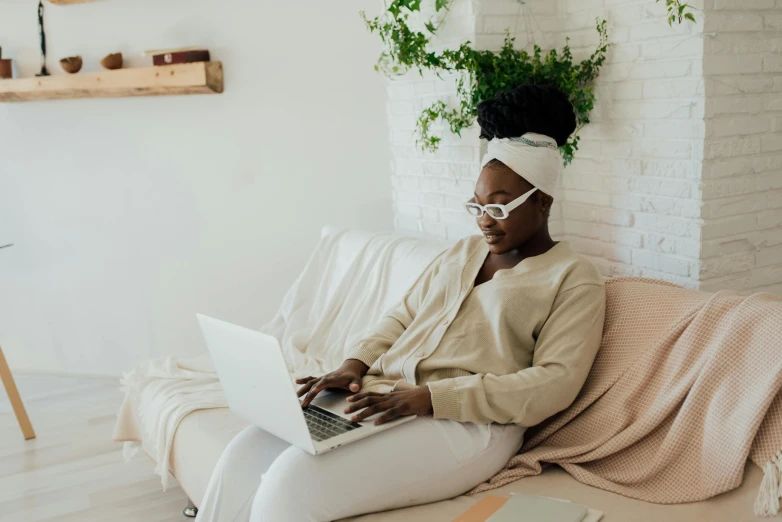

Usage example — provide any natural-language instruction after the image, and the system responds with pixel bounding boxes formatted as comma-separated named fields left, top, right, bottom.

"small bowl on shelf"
left=100, top=52, right=123, bottom=70
left=59, top=56, right=83, bottom=74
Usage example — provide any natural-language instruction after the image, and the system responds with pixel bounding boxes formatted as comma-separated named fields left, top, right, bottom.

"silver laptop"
left=196, top=314, right=417, bottom=455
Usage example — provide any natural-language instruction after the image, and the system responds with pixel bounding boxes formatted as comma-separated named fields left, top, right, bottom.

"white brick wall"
left=700, top=0, right=782, bottom=295
left=384, top=0, right=781, bottom=295
left=569, top=0, right=706, bottom=288
left=387, top=0, right=490, bottom=241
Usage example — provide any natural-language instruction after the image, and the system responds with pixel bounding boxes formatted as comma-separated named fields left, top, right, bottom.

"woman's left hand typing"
left=344, top=386, right=433, bottom=425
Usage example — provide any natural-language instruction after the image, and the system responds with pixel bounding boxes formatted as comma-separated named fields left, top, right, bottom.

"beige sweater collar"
left=469, top=236, right=573, bottom=283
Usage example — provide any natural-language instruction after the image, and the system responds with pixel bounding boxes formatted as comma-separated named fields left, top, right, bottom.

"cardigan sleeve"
left=426, top=282, right=606, bottom=425
left=345, top=249, right=449, bottom=369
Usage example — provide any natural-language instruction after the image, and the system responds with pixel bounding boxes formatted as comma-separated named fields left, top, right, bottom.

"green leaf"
left=363, top=6, right=610, bottom=165
left=684, top=12, right=696, bottom=22
left=407, top=0, right=422, bottom=11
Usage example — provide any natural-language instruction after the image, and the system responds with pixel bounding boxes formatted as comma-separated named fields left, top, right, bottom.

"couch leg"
left=183, top=499, right=198, bottom=518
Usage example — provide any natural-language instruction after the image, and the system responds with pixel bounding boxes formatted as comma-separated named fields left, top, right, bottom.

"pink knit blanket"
left=467, top=277, right=782, bottom=517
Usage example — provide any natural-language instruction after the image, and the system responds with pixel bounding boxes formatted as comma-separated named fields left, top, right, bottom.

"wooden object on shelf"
left=48, top=0, right=102, bottom=4
left=0, top=61, right=223, bottom=102
left=0, top=45, right=12, bottom=79
left=0, top=345, right=36, bottom=440
left=59, top=56, right=83, bottom=74
left=153, top=50, right=210, bottom=66
left=0, top=60, right=11, bottom=79
left=100, top=52, right=123, bottom=70
left=141, top=46, right=203, bottom=57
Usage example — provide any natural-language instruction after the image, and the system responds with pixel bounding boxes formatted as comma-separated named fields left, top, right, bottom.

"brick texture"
left=700, top=1, right=782, bottom=295
left=384, top=0, right=781, bottom=295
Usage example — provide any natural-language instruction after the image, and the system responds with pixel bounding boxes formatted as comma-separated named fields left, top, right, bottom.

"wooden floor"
left=0, top=373, right=189, bottom=522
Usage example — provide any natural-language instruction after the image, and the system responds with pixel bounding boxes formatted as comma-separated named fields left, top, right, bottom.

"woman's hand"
left=297, top=358, right=370, bottom=408
left=343, top=386, right=433, bottom=425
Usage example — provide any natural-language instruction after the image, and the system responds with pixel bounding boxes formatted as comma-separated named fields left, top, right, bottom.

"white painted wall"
left=0, top=0, right=392, bottom=376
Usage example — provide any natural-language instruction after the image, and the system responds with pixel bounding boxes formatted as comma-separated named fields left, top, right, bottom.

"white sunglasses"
left=465, top=187, right=538, bottom=219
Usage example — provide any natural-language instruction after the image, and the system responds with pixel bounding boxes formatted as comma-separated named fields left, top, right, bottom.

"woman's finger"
left=343, top=395, right=384, bottom=414
left=295, top=376, right=316, bottom=384
left=347, top=391, right=384, bottom=402
left=295, top=379, right=317, bottom=398
left=350, top=400, right=393, bottom=422
left=301, top=378, right=330, bottom=407
left=374, top=406, right=403, bottom=425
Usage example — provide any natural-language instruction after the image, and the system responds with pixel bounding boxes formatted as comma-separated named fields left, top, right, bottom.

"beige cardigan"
left=346, top=234, right=606, bottom=426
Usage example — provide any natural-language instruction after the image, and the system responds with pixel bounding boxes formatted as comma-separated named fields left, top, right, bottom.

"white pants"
left=194, top=414, right=526, bottom=522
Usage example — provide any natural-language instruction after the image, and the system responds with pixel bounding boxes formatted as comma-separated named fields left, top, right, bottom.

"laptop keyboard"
left=303, top=404, right=363, bottom=442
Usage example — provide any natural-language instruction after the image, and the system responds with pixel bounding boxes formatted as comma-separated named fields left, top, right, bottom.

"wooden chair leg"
left=0, top=346, right=36, bottom=440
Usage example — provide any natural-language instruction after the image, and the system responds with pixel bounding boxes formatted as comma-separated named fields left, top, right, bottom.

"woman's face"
left=469, top=162, right=552, bottom=254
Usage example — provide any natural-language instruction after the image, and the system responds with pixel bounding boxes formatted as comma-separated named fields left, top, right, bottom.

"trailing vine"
left=361, top=1, right=609, bottom=166
left=657, top=0, right=697, bottom=26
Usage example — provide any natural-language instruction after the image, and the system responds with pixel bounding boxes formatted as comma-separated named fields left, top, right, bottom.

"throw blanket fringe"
left=755, top=451, right=782, bottom=516
left=115, top=356, right=227, bottom=490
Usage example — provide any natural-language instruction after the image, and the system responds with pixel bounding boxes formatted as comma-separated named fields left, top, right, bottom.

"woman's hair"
left=476, top=84, right=577, bottom=147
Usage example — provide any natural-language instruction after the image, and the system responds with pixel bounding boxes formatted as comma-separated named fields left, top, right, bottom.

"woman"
left=194, top=84, right=606, bottom=522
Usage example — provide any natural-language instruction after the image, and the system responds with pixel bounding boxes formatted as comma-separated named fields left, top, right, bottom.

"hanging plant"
left=361, top=1, right=609, bottom=166
left=657, top=0, right=697, bottom=25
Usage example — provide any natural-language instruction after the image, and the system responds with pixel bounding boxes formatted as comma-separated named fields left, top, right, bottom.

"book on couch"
left=453, top=493, right=603, bottom=522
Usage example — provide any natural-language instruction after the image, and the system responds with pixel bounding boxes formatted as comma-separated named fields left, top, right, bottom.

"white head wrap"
left=480, top=132, right=561, bottom=197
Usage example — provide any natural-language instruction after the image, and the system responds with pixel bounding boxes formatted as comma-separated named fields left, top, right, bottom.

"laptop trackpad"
left=309, top=388, right=351, bottom=411
left=309, top=389, right=383, bottom=422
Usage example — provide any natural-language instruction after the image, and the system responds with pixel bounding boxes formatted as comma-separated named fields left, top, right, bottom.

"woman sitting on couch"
left=194, top=84, right=607, bottom=522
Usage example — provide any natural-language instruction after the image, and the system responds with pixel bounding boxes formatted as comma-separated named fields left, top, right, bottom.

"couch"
left=131, top=225, right=770, bottom=521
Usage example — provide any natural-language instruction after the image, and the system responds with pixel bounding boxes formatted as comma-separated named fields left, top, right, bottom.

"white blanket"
left=113, top=226, right=452, bottom=489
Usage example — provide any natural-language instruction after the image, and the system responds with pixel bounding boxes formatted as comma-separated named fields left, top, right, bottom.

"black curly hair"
left=477, top=84, right=577, bottom=147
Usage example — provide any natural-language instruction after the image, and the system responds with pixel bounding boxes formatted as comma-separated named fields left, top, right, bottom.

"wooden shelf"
left=0, top=61, right=223, bottom=102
